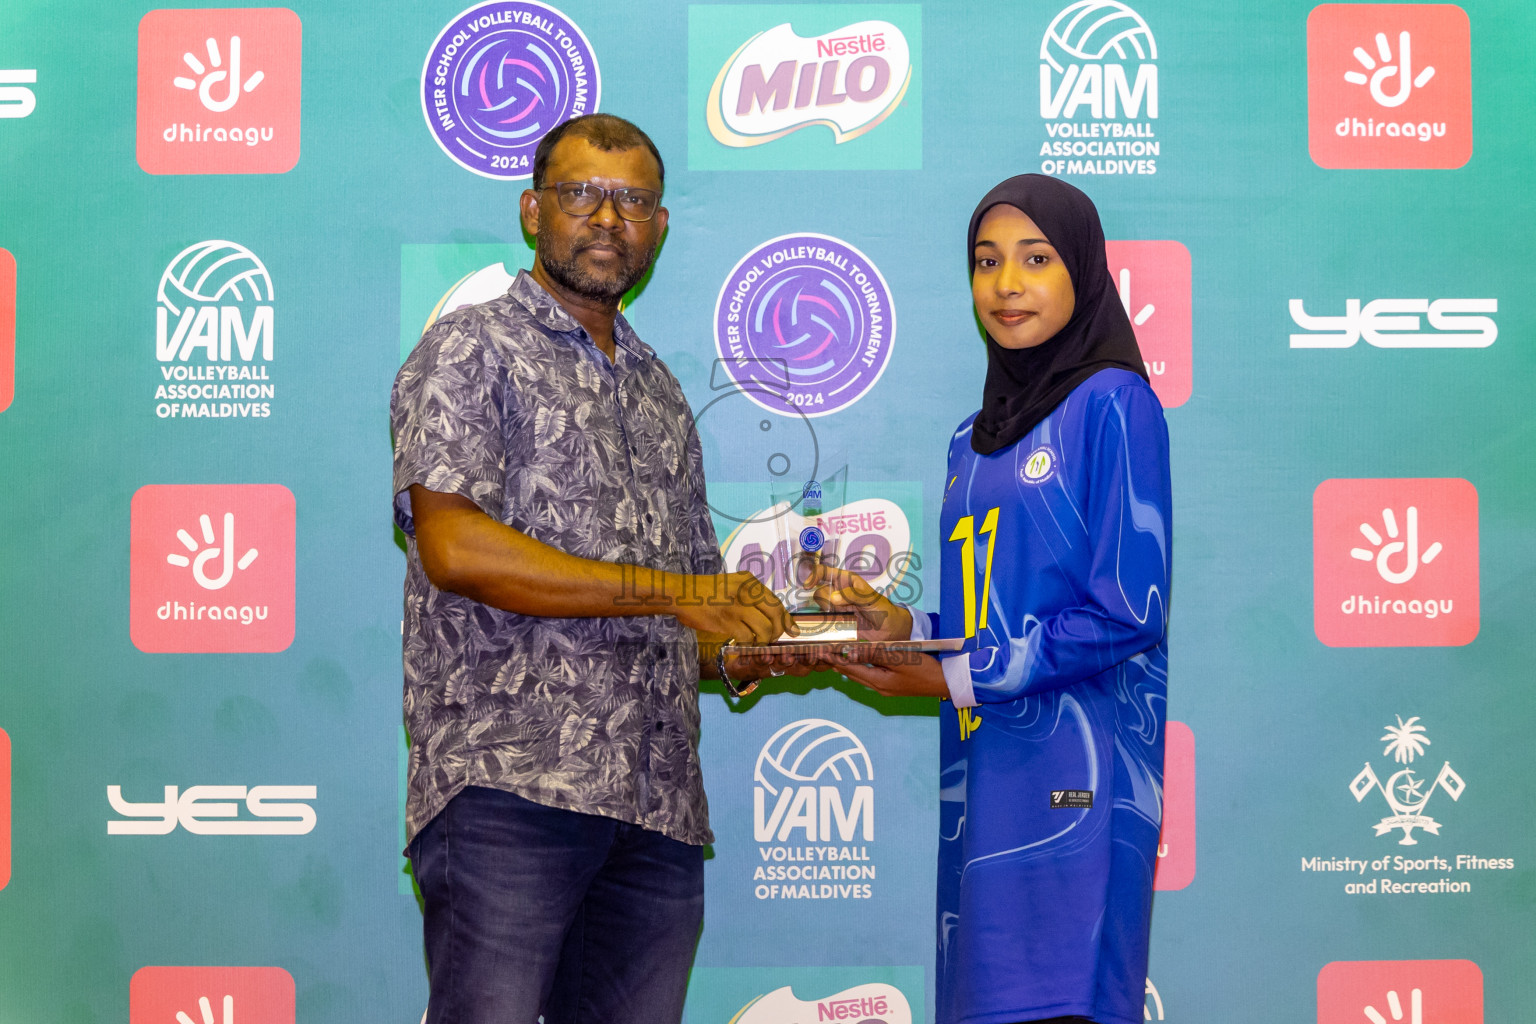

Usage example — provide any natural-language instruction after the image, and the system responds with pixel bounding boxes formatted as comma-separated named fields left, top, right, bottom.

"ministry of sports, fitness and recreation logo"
left=421, top=1, right=599, bottom=180
left=154, top=240, right=276, bottom=420
left=1038, top=1, right=1162, bottom=178
left=714, top=233, right=895, bottom=418
left=1349, top=716, right=1465, bottom=846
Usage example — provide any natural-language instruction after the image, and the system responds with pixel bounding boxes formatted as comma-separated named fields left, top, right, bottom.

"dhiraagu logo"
left=688, top=5, right=921, bottom=170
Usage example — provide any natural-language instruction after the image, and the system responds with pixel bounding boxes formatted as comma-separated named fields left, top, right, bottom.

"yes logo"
left=0, top=69, right=36, bottom=118
left=131, top=966, right=295, bottom=1024
left=1105, top=241, right=1191, bottom=407
left=1307, top=5, right=1471, bottom=169
left=130, top=484, right=296, bottom=653
left=1313, top=478, right=1478, bottom=647
left=109, top=784, right=317, bottom=835
left=0, top=247, right=13, bottom=413
left=1317, top=960, right=1483, bottom=1024
left=1153, top=720, right=1195, bottom=890
left=137, top=8, right=302, bottom=175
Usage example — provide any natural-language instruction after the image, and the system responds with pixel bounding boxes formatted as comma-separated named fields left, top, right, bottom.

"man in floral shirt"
left=391, top=115, right=792, bottom=1024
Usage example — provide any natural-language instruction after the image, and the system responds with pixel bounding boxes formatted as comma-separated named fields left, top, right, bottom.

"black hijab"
left=967, top=174, right=1147, bottom=455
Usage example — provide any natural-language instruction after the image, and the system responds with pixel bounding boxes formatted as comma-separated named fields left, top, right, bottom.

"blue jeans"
left=410, top=785, right=704, bottom=1024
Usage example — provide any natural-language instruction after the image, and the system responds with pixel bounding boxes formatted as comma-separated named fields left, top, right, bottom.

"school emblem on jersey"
left=1019, top=445, right=1057, bottom=484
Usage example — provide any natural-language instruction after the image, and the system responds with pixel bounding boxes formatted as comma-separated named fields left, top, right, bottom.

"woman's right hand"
left=806, top=563, right=912, bottom=642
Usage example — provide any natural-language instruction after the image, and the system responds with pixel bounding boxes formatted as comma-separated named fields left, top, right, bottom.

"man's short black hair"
left=531, top=114, right=665, bottom=190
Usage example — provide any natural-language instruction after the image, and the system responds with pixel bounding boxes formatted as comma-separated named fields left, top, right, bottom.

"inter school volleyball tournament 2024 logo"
left=1038, top=1, right=1161, bottom=178
left=1318, top=960, right=1483, bottom=1024
left=131, top=967, right=295, bottom=1024
left=129, top=484, right=295, bottom=653
left=752, top=719, right=877, bottom=901
left=136, top=8, right=302, bottom=175
left=714, top=234, right=894, bottom=418
left=1307, top=4, right=1472, bottom=169
left=154, top=241, right=277, bottom=420
left=1312, top=478, right=1478, bottom=647
left=422, top=1, right=599, bottom=180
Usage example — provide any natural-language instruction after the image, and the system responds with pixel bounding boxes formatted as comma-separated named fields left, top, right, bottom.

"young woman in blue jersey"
left=812, top=174, right=1171, bottom=1024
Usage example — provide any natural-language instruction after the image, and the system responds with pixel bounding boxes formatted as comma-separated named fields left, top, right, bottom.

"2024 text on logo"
left=137, top=8, right=302, bottom=175
left=1307, top=4, right=1471, bottom=169
left=1313, top=478, right=1477, bottom=647
left=129, top=484, right=295, bottom=653
left=131, top=966, right=295, bottom=1024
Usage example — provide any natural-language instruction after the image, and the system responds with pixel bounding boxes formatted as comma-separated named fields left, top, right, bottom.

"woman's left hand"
left=833, top=649, right=950, bottom=699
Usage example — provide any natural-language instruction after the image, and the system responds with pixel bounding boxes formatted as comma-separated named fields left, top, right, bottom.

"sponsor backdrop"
left=0, top=0, right=1531, bottom=1022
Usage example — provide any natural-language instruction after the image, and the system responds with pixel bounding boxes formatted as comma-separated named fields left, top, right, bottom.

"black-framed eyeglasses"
left=538, top=181, right=662, bottom=222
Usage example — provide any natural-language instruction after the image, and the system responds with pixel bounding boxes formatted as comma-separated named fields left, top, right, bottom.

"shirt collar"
left=508, top=269, right=651, bottom=363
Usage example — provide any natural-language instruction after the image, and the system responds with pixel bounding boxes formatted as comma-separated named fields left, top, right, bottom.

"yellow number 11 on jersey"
left=948, top=506, right=1000, bottom=639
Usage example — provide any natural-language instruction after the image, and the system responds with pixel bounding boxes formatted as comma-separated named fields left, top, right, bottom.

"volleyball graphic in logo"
left=1041, top=1, right=1157, bottom=73
left=754, top=719, right=873, bottom=796
left=157, top=240, right=273, bottom=316
left=714, top=233, right=895, bottom=418
left=421, top=1, right=600, bottom=180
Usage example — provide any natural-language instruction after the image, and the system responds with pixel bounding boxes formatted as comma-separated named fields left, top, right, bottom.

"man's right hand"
left=675, top=571, right=796, bottom=645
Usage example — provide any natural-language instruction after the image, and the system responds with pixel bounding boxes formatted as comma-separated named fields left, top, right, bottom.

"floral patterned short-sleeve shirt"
left=391, top=271, right=724, bottom=846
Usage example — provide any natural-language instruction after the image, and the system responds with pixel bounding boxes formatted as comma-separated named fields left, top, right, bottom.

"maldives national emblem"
left=1349, top=716, right=1465, bottom=846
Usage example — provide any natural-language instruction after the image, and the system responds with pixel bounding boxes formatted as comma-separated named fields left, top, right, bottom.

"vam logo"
left=1106, top=241, right=1191, bottom=407
left=0, top=247, right=13, bottom=414
left=0, top=69, right=36, bottom=118
left=1349, top=716, right=1464, bottom=846
left=733, top=983, right=912, bottom=1024
left=1038, top=1, right=1161, bottom=177
left=752, top=718, right=878, bottom=900
left=154, top=240, right=277, bottom=420
left=130, top=484, right=296, bottom=653
left=109, top=784, right=317, bottom=835
left=1318, top=959, right=1483, bottom=1024
left=137, top=8, right=302, bottom=175
left=706, top=19, right=912, bottom=147
left=421, top=1, right=600, bottom=180
left=1289, top=297, right=1496, bottom=348
left=131, top=966, right=295, bottom=1024
left=1307, top=4, right=1471, bottom=169
left=1145, top=977, right=1165, bottom=1020
left=1313, top=478, right=1478, bottom=647
left=714, top=233, right=895, bottom=417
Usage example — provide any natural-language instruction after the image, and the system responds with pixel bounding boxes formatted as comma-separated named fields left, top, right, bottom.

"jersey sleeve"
left=949, top=385, right=1171, bottom=706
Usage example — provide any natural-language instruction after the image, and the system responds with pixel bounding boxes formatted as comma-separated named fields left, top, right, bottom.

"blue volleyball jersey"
left=928, top=368, right=1171, bottom=1024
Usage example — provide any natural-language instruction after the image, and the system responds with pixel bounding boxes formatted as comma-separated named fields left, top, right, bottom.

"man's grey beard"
left=538, top=231, right=655, bottom=303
